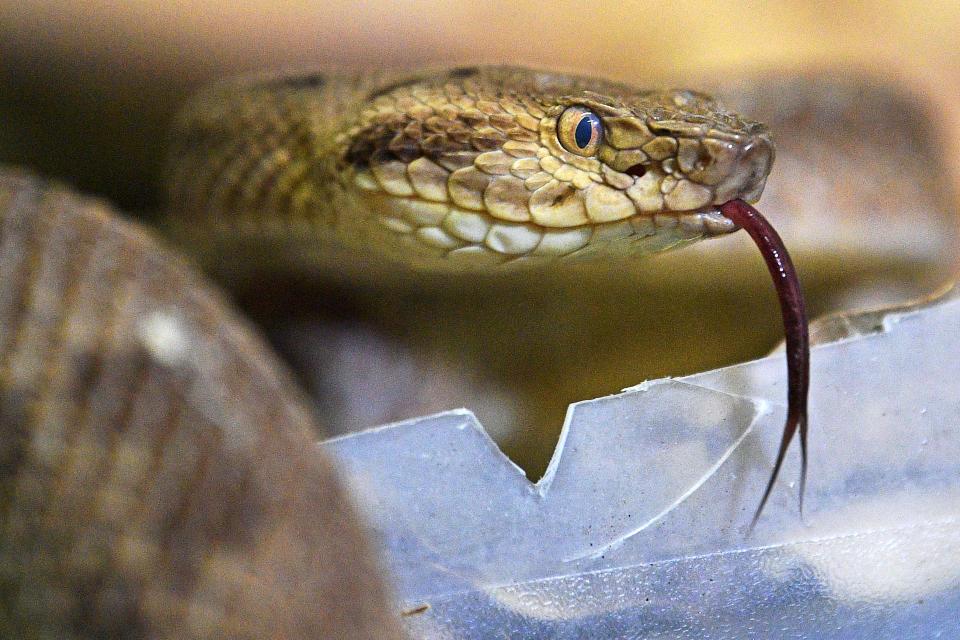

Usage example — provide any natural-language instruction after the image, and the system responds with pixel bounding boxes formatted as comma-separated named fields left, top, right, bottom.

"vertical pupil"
left=574, top=115, right=594, bottom=148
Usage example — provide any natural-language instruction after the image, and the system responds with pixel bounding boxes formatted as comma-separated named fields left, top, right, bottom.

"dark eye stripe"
left=575, top=115, right=594, bottom=148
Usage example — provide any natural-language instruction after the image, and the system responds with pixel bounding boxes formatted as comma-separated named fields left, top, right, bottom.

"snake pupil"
left=575, top=115, right=594, bottom=148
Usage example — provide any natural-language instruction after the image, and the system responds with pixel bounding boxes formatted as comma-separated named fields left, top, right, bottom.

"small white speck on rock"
left=137, top=311, right=189, bottom=366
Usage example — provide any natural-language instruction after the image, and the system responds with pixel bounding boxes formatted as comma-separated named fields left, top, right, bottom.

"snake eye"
left=558, top=107, right=603, bottom=156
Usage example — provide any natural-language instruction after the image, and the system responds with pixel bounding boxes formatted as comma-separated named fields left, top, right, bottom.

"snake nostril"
left=625, top=163, right=647, bottom=178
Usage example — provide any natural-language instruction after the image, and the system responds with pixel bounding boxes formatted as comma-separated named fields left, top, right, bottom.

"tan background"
left=2, top=1, right=959, bottom=474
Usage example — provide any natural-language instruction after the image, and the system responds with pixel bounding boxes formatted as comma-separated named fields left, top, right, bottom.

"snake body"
left=0, top=170, right=403, bottom=639
left=164, top=66, right=774, bottom=271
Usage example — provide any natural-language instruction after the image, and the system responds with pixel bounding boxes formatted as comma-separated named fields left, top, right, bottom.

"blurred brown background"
left=2, top=1, right=959, bottom=475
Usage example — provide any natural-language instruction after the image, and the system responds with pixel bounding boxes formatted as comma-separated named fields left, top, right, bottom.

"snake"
left=0, top=65, right=808, bottom=637
left=163, top=65, right=807, bottom=525
left=164, top=66, right=773, bottom=270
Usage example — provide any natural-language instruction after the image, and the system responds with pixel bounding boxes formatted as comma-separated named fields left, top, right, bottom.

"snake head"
left=341, top=67, right=775, bottom=263
left=551, top=88, right=774, bottom=216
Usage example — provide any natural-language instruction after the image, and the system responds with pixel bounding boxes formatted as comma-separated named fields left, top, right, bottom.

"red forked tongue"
left=719, top=199, right=810, bottom=533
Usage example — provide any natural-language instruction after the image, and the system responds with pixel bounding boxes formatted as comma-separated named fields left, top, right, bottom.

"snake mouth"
left=639, top=205, right=737, bottom=238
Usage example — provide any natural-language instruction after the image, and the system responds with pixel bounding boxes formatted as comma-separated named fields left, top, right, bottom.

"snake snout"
left=714, top=132, right=775, bottom=204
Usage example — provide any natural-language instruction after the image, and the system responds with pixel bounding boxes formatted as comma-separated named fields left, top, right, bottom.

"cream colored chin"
left=363, top=192, right=737, bottom=267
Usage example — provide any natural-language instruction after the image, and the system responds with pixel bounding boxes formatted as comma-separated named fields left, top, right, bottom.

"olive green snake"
left=162, top=65, right=803, bottom=525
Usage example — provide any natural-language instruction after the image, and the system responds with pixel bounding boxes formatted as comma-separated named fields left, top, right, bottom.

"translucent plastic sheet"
left=322, top=293, right=960, bottom=638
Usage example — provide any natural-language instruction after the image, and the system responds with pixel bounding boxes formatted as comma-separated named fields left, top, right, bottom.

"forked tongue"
left=718, top=199, right=810, bottom=533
